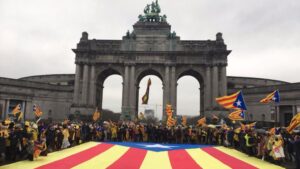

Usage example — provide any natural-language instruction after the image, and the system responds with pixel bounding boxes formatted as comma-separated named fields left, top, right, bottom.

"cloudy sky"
left=0, top=0, right=299, bottom=118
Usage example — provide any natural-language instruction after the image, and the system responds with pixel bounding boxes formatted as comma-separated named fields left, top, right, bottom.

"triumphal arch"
left=70, top=1, right=231, bottom=120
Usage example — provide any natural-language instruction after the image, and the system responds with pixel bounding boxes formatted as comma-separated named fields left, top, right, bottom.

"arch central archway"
left=96, top=68, right=123, bottom=111
left=177, top=69, right=204, bottom=116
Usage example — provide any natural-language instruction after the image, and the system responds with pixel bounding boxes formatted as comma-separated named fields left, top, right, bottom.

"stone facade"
left=70, top=20, right=230, bottom=120
left=0, top=77, right=73, bottom=121
left=0, top=3, right=299, bottom=124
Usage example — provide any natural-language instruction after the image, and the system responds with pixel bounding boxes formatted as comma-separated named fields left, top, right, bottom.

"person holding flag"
left=142, top=78, right=151, bottom=104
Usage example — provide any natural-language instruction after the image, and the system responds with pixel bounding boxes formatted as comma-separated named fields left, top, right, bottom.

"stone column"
left=129, top=65, right=136, bottom=117
left=163, top=65, right=170, bottom=120
left=204, top=66, right=211, bottom=110
left=219, top=65, right=227, bottom=96
left=200, top=86, right=204, bottom=116
left=81, top=64, right=89, bottom=105
left=73, top=64, right=81, bottom=105
left=122, top=65, right=130, bottom=115
left=89, top=65, right=96, bottom=106
left=98, top=84, right=104, bottom=110
left=170, top=66, right=177, bottom=115
left=212, top=65, right=219, bottom=107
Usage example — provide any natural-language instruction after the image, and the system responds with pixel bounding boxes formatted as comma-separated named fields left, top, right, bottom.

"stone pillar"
left=81, top=64, right=89, bottom=105
left=292, top=105, right=297, bottom=116
left=170, top=66, right=177, bottom=115
left=163, top=65, right=170, bottom=120
left=122, top=65, right=130, bottom=116
left=219, top=65, right=227, bottom=96
left=212, top=65, right=219, bottom=107
left=200, top=86, right=204, bottom=116
left=73, top=64, right=81, bottom=105
left=98, top=85, right=104, bottom=110
left=89, top=65, right=96, bottom=106
left=129, top=65, right=136, bottom=117
left=204, top=66, right=211, bottom=111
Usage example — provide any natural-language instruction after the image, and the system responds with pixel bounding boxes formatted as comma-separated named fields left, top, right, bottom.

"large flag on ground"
left=142, top=78, right=151, bottom=104
left=2, top=142, right=284, bottom=169
left=228, top=109, right=245, bottom=121
left=260, top=90, right=280, bottom=104
left=216, top=91, right=247, bottom=110
left=286, top=112, right=300, bottom=133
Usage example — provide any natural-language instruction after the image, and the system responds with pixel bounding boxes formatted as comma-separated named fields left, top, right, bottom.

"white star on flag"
left=140, top=144, right=178, bottom=149
left=236, top=100, right=242, bottom=106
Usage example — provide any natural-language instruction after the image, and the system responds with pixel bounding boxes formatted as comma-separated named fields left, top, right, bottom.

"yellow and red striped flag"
left=93, top=107, right=101, bottom=122
left=1, top=142, right=283, bottom=169
left=181, top=116, right=187, bottom=126
left=228, top=109, right=245, bottom=121
left=260, top=90, right=280, bottom=104
left=12, top=104, right=21, bottom=116
left=167, top=116, right=176, bottom=127
left=142, top=78, right=151, bottom=104
left=197, top=117, right=206, bottom=126
left=216, top=91, right=247, bottom=110
left=286, top=113, right=300, bottom=133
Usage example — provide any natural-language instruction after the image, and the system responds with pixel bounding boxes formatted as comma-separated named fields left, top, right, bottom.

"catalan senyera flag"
left=93, top=107, right=101, bottom=122
left=228, top=109, right=245, bottom=121
left=167, top=116, right=176, bottom=127
left=216, top=91, right=247, bottom=110
left=181, top=116, right=187, bottom=126
left=33, top=104, right=43, bottom=118
left=142, top=78, right=151, bottom=104
left=138, top=112, right=145, bottom=120
left=260, top=90, right=280, bottom=104
left=2, top=142, right=284, bottom=169
left=166, top=104, right=173, bottom=117
left=197, top=117, right=206, bottom=126
left=12, top=104, right=21, bottom=116
left=240, top=122, right=256, bottom=131
left=286, top=112, right=300, bottom=133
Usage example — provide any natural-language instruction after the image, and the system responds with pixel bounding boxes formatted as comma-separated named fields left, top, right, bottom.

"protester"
left=0, top=117, right=299, bottom=169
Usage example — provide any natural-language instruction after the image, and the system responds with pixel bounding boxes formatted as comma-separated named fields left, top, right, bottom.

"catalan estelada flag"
left=216, top=91, right=247, bottom=110
left=228, top=109, right=245, bottom=121
left=142, top=78, right=151, bottom=104
left=260, top=90, right=280, bottom=104
left=2, top=142, right=284, bottom=169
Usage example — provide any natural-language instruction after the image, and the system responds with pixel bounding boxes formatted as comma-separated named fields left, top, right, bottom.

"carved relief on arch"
left=135, top=65, right=165, bottom=84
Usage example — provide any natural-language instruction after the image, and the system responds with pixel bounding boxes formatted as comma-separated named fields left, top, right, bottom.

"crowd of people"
left=0, top=118, right=300, bottom=168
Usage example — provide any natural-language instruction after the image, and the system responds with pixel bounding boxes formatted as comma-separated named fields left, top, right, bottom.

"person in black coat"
left=294, top=135, right=300, bottom=169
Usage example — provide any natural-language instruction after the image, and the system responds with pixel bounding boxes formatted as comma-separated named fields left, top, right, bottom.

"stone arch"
left=176, top=68, right=205, bottom=116
left=96, top=67, right=124, bottom=110
left=135, top=66, right=165, bottom=116
left=135, top=66, right=164, bottom=84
